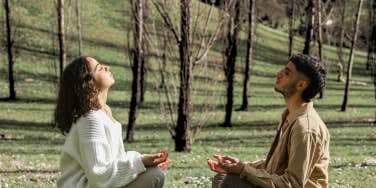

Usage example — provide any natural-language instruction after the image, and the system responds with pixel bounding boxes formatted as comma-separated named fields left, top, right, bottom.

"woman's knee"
left=146, top=167, right=165, bottom=188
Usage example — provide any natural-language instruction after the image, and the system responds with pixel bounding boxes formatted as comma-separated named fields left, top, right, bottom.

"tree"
left=366, top=0, right=375, bottom=71
left=222, top=0, right=241, bottom=127
left=316, top=0, right=324, bottom=98
left=303, top=0, right=314, bottom=55
left=337, top=0, right=346, bottom=82
left=139, top=2, right=148, bottom=105
left=153, top=0, right=226, bottom=151
left=57, top=0, right=66, bottom=78
left=288, top=0, right=295, bottom=57
left=126, top=0, right=145, bottom=143
left=75, top=0, right=83, bottom=55
left=239, top=0, right=255, bottom=111
left=4, top=0, right=16, bottom=100
left=341, top=0, right=363, bottom=111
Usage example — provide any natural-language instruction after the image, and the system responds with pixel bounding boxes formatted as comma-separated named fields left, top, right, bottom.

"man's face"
left=274, top=62, right=300, bottom=98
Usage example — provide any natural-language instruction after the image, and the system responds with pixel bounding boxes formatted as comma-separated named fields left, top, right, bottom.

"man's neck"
left=285, top=94, right=307, bottom=115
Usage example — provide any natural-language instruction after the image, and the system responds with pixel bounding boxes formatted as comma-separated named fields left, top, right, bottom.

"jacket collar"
left=278, top=102, right=313, bottom=129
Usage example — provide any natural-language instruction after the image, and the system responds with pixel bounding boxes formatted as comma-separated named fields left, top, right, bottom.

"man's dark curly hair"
left=289, top=54, right=326, bottom=102
left=53, top=56, right=101, bottom=134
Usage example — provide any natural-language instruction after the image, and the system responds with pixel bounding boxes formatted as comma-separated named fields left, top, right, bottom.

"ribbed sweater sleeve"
left=76, top=112, right=146, bottom=188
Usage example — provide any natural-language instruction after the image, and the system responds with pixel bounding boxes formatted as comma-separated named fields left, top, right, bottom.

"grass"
left=0, top=0, right=375, bottom=187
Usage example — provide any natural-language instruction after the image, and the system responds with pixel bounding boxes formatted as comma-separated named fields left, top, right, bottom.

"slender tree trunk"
left=4, top=0, right=16, bottom=100
left=222, top=0, right=241, bottom=127
left=288, top=0, right=295, bottom=57
left=366, top=0, right=375, bottom=71
left=175, top=0, right=192, bottom=152
left=337, top=0, right=346, bottom=82
left=139, top=1, right=148, bottom=105
left=341, top=0, right=363, bottom=112
left=139, top=58, right=146, bottom=104
left=57, top=0, right=66, bottom=79
left=239, top=0, right=255, bottom=111
left=303, top=0, right=314, bottom=55
left=127, top=0, right=144, bottom=142
left=75, top=0, right=83, bottom=55
left=317, top=0, right=324, bottom=98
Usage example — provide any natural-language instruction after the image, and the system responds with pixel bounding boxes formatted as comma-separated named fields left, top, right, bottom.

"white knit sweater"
left=57, top=110, right=146, bottom=188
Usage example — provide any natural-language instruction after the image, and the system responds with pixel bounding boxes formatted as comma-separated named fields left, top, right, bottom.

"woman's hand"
left=141, top=150, right=170, bottom=167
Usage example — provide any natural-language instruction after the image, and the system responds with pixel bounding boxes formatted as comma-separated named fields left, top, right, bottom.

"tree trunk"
left=288, top=0, right=295, bottom=57
left=303, top=0, right=314, bottom=55
left=317, top=0, right=324, bottom=98
left=341, top=0, right=363, bottom=112
left=139, top=1, right=148, bottom=105
left=337, top=0, right=346, bottom=82
left=366, top=0, right=375, bottom=71
left=127, top=0, right=144, bottom=142
left=175, top=0, right=192, bottom=152
left=239, top=0, right=255, bottom=111
left=57, top=0, right=66, bottom=79
left=4, top=0, right=16, bottom=100
left=75, top=0, right=83, bottom=55
left=222, top=0, right=241, bottom=127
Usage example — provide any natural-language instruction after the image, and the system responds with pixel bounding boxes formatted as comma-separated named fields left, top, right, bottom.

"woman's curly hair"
left=53, top=56, right=101, bottom=134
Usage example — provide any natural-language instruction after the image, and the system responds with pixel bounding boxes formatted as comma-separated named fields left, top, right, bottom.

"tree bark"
left=4, top=0, right=16, bottom=100
left=239, top=0, right=255, bottom=111
left=175, top=0, right=192, bottom=152
left=366, top=0, right=375, bottom=71
left=57, top=0, right=66, bottom=79
left=288, top=0, right=295, bottom=57
left=75, top=0, right=83, bottom=55
left=303, top=0, right=314, bottom=55
left=222, top=0, right=241, bottom=127
left=127, top=0, right=144, bottom=142
left=337, top=0, right=346, bottom=82
left=341, top=0, right=363, bottom=112
left=317, top=0, right=324, bottom=98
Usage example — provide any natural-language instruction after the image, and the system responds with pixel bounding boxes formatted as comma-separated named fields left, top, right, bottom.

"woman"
left=54, top=56, right=169, bottom=188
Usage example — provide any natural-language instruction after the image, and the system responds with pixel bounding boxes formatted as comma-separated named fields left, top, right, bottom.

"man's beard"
left=275, top=81, right=298, bottom=98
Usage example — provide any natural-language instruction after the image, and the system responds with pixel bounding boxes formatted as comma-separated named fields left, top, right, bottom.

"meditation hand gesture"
left=207, top=154, right=245, bottom=175
left=142, top=150, right=171, bottom=170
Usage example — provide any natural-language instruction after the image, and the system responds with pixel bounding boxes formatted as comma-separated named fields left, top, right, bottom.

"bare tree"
left=239, top=0, right=255, bottom=111
left=337, top=0, right=346, bottom=82
left=316, top=0, right=324, bottom=98
left=222, top=0, right=241, bottom=127
left=288, top=0, right=295, bottom=57
left=4, top=0, right=16, bottom=100
left=57, top=0, right=66, bottom=78
left=153, top=0, right=227, bottom=151
left=303, top=0, right=314, bottom=55
left=126, top=0, right=145, bottom=143
left=75, top=0, right=83, bottom=55
left=316, top=0, right=323, bottom=61
left=366, top=0, right=375, bottom=71
left=341, top=0, right=363, bottom=112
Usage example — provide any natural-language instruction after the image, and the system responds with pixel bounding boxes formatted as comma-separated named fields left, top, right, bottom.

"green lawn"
left=0, top=0, right=375, bottom=187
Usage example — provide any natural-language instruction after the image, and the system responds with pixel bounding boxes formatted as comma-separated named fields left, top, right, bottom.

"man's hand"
left=141, top=150, right=169, bottom=167
left=207, top=154, right=245, bottom=175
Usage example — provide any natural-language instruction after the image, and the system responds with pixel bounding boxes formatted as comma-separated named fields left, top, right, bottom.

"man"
left=208, top=54, right=330, bottom=188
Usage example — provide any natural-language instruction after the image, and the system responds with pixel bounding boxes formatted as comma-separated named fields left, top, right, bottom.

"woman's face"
left=86, top=57, right=115, bottom=91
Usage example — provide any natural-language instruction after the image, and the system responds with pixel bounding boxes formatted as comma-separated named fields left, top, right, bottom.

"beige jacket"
left=240, top=102, right=330, bottom=188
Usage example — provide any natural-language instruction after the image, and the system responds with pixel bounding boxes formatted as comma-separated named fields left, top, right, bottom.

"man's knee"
left=212, top=173, right=225, bottom=188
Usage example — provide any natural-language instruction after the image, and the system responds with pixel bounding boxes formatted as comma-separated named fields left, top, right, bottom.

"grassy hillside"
left=0, top=0, right=375, bottom=187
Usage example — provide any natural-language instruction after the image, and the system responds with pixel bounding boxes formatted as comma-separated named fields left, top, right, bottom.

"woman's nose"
left=104, top=65, right=110, bottom=71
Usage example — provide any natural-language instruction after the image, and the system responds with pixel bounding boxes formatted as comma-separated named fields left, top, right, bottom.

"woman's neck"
left=98, top=89, right=108, bottom=107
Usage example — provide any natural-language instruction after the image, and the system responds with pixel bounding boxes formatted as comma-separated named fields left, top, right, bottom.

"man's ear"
left=296, top=80, right=309, bottom=91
